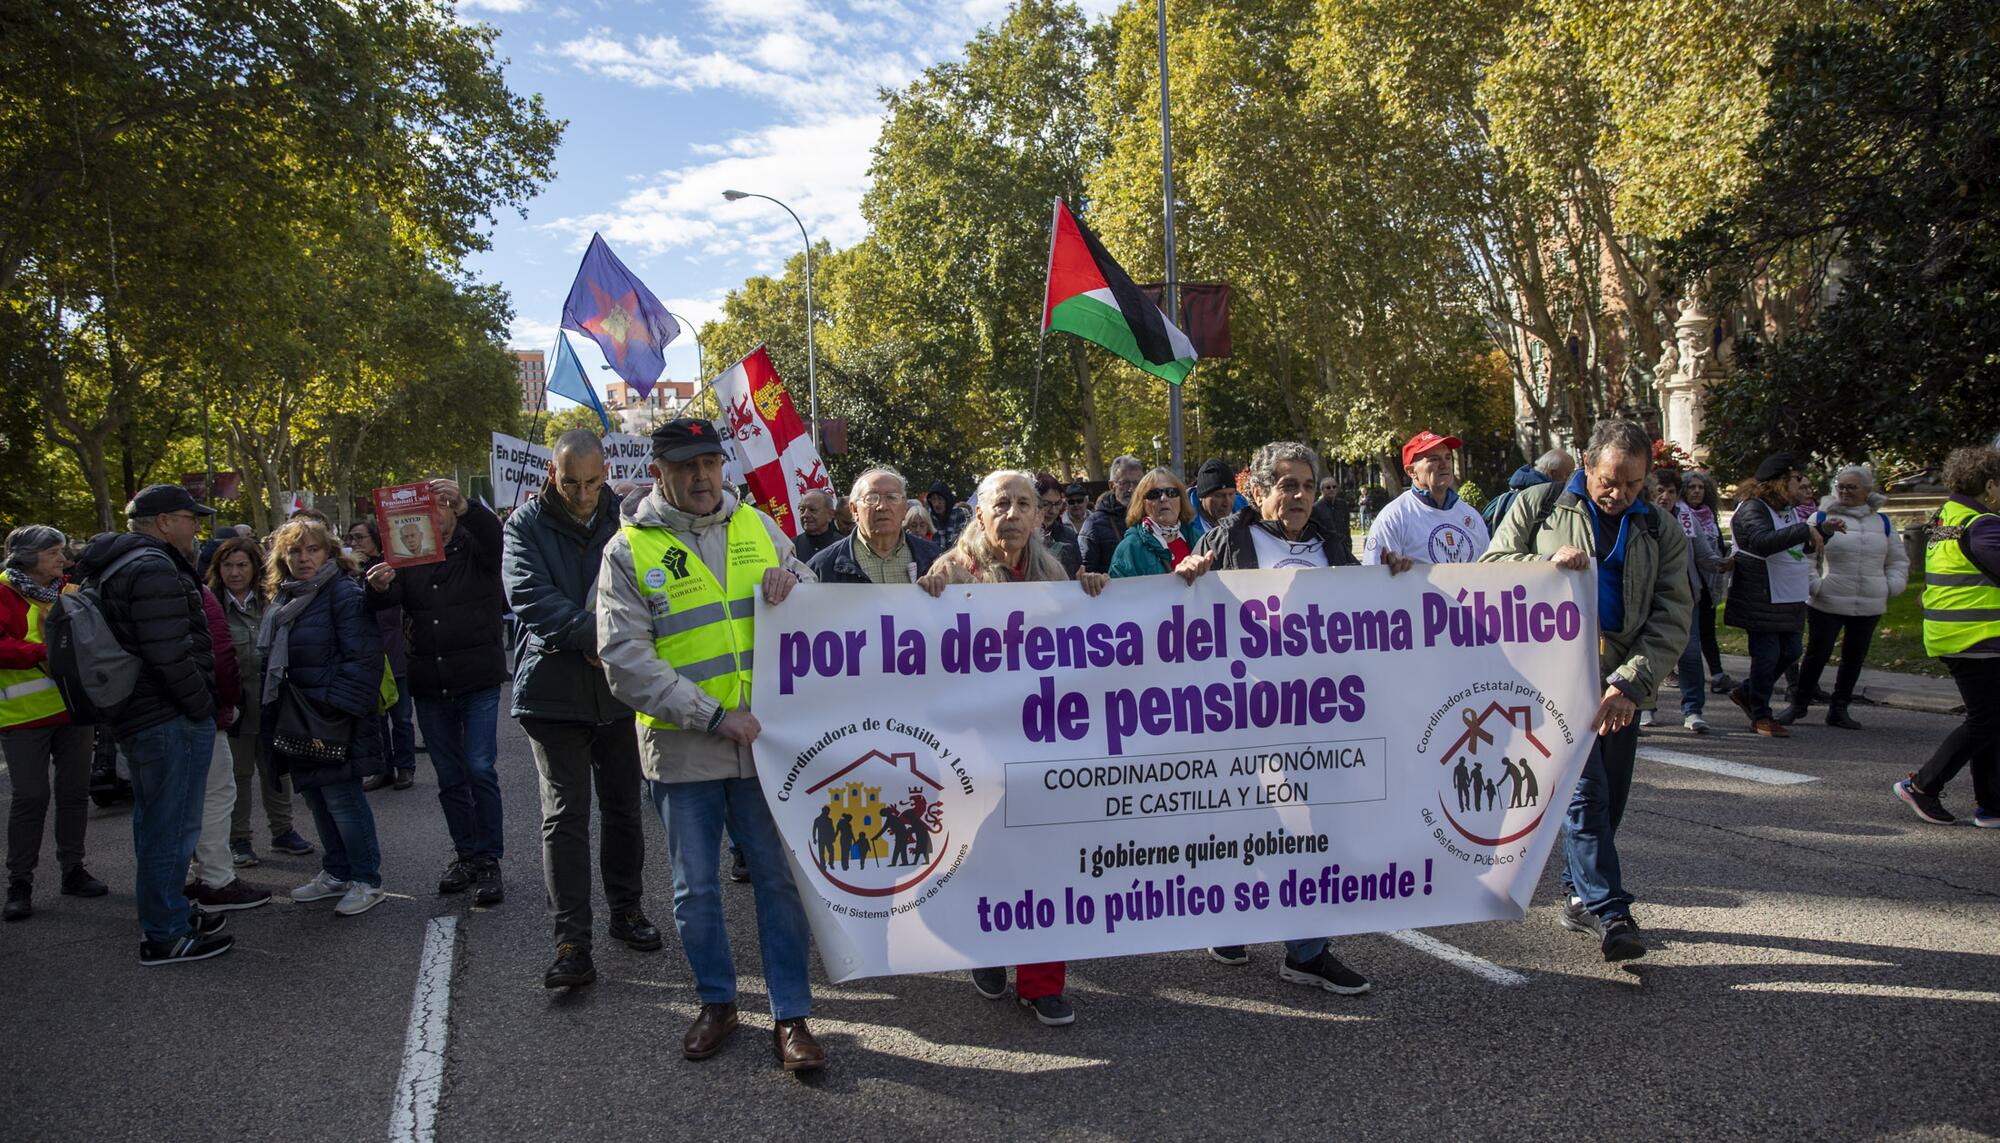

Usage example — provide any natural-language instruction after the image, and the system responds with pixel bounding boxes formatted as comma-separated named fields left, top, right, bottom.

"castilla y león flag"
left=712, top=347, right=829, bottom=537
left=1042, top=198, right=1197, bottom=385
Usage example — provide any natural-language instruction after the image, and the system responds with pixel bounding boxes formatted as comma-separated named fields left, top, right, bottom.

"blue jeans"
left=1286, top=938, right=1328, bottom=962
left=122, top=717, right=215, bottom=942
left=1744, top=629, right=1804, bottom=721
left=1561, top=722, right=1639, bottom=920
left=1678, top=618, right=1707, bottom=717
left=415, top=687, right=503, bottom=861
left=648, top=777, right=812, bottom=1020
left=381, top=675, right=416, bottom=774
left=300, top=778, right=381, bottom=887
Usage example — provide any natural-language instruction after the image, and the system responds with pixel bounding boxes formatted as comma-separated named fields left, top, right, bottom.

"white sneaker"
left=1683, top=714, right=1710, bottom=734
left=292, top=870, right=351, bottom=903
left=334, top=882, right=386, bottom=917
left=1638, top=710, right=1655, bottom=727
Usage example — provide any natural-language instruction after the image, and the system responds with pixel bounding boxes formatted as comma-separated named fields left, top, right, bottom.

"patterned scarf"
left=3, top=567, right=61, bottom=606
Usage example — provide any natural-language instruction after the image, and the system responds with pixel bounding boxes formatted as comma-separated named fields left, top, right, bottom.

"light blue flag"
left=547, top=332, right=611, bottom=433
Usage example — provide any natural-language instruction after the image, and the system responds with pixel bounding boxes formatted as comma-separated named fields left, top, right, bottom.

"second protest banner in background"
left=752, top=562, right=1601, bottom=982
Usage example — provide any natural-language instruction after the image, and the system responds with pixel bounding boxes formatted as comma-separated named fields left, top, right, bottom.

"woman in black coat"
left=258, top=518, right=388, bottom=916
left=1724, top=453, right=1845, bottom=737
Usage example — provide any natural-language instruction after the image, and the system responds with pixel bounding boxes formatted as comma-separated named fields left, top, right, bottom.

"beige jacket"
left=596, top=486, right=815, bottom=783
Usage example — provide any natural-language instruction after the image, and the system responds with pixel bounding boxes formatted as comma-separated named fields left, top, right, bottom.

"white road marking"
left=1732, top=981, right=2000, bottom=1004
left=1386, top=929, right=1528, bottom=986
left=389, top=916, right=459, bottom=1143
left=1638, top=746, right=1818, bottom=786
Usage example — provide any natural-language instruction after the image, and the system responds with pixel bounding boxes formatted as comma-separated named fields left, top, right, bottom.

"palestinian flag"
left=1042, top=198, right=1197, bottom=385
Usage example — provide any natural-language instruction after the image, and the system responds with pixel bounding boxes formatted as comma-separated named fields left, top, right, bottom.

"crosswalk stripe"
left=1637, top=746, right=1818, bottom=786
left=1386, top=929, right=1528, bottom=986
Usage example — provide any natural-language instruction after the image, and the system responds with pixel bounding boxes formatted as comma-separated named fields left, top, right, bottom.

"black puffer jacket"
left=1195, top=503, right=1360, bottom=569
left=261, top=574, right=384, bottom=789
left=367, top=501, right=506, bottom=700
left=74, top=532, right=215, bottom=736
left=1079, top=492, right=1130, bottom=574
left=1725, top=497, right=1835, bottom=634
left=503, top=485, right=627, bottom=723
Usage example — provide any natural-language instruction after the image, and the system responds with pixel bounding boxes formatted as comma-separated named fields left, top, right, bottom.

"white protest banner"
left=489, top=432, right=552, bottom=509
left=752, top=562, right=1600, bottom=983
left=602, top=433, right=653, bottom=494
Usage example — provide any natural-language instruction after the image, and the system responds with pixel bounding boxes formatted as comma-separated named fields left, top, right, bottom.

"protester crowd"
left=2, top=416, right=1995, bottom=1073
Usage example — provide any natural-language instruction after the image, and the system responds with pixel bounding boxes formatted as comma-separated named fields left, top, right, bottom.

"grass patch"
left=1709, top=574, right=1946, bottom=678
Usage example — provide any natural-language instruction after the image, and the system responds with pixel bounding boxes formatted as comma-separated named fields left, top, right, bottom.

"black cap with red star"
left=650, top=417, right=728, bottom=463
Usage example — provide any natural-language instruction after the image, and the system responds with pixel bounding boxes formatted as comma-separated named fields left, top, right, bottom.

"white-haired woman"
left=918, top=470, right=1108, bottom=1026
left=1780, top=465, right=1909, bottom=728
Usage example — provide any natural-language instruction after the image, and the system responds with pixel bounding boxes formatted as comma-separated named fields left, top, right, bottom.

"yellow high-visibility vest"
left=0, top=587, right=66, bottom=729
left=1923, top=498, right=2000, bottom=657
left=623, top=506, right=779, bottom=730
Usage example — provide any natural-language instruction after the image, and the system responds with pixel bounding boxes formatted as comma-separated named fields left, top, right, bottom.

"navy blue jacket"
left=503, top=485, right=629, bottom=723
left=807, top=531, right=944, bottom=584
left=1079, top=492, right=1130, bottom=574
left=261, top=575, right=384, bottom=789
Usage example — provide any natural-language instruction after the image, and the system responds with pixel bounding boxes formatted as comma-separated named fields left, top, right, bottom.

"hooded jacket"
left=504, top=483, right=630, bottom=723
left=74, top=532, right=215, bottom=736
left=1482, top=480, right=1692, bottom=711
left=367, top=501, right=506, bottom=700
left=1809, top=492, right=1909, bottom=618
left=597, top=487, right=814, bottom=784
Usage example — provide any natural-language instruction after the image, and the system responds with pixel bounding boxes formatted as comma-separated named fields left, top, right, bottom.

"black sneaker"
left=471, top=859, right=503, bottom=907
left=140, top=932, right=234, bottom=966
left=437, top=857, right=477, bottom=895
left=970, top=967, right=1008, bottom=1000
left=1600, top=916, right=1646, bottom=962
left=1772, top=704, right=1807, bottom=727
left=544, top=943, right=597, bottom=989
left=392, top=769, right=415, bottom=790
left=728, top=846, right=749, bottom=884
left=1280, top=949, right=1372, bottom=995
left=1020, top=993, right=1075, bottom=1026
left=608, top=908, right=663, bottom=951
left=192, top=908, right=228, bottom=936
left=1895, top=778, right=1955, bottom=825
left=359, top=772, right=391, bottom=792
left=3, top=877, right=30, bottom=922
left=270, top=830, right=315, bottom=856
left=59, top=865, right=107, bottom=897
left=1208, top=945, right=1250, bottom=965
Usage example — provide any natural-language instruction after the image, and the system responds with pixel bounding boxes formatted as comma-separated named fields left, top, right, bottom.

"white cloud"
left=511, top=314, right=563, bottom=351
left=459, top=0, right=532, bottom=12
left=545, top=112, right=882, bottom=267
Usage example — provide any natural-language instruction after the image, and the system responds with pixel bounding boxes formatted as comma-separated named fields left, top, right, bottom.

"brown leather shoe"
left=1753, top=718, right=1790, bottom=738
left=773, top=1017, right=826, bottom=1072
left=682, top=1002, right=738, bottom=1060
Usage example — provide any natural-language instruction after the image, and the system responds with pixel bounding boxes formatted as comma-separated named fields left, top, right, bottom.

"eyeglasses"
left=855, top=492, right=906, bottom=507
left=1065, top=496, right=1087, bottom=505
left=1142, top=487, right=1182, bottom=502
left=1834, top=483, right=1864, bottom=493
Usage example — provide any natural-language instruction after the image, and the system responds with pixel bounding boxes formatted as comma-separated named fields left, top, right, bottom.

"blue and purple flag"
left=559, top=233, right=680, bottom=398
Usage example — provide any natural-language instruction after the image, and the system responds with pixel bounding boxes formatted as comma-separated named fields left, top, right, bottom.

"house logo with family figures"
left=1433, top=701, right=1550, bottom=846
left=804, top=749, right=953, bottom=897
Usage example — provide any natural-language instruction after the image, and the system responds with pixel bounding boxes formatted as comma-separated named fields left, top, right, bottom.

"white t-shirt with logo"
left=1248, top=527, right=1330, bottom=570
left=1363, top=488, right=1490, bottom=565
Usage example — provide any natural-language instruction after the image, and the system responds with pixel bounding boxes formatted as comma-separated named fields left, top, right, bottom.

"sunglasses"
left=1142, top=487, right=1182, bottom=502
left=1065, top=496, right=1087, bottom=505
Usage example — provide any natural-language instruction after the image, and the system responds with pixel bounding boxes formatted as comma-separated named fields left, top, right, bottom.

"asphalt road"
left=2, top=692, right=1995, bottom=1142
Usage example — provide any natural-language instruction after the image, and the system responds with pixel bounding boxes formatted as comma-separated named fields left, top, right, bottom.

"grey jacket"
left=597, top=486, right=815, bottom=783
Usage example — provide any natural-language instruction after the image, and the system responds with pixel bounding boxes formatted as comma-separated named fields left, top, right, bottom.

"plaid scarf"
left=3, top=568, right=61, bottom=606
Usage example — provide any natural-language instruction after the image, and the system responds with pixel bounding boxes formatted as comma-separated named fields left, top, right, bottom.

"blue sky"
left=457, top=0, right=1118, bottom=404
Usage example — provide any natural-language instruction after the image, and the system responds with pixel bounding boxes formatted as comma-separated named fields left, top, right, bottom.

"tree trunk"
left=1070, top=340, right=1105, bottom=480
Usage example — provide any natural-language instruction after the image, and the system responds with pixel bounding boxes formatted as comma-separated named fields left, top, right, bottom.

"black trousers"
left=520, top=716, right=647, bottom=948
left=1913, top=657, right=2000, bottom=813
left=4, top=722, right=93, bottom=878
left=1791, top=606, right=1881, bottom=709
left=1697, top=585, right=1725, bottom=676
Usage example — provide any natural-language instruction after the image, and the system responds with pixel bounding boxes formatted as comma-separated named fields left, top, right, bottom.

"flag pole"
left=1156, top=0, right=1184, bottom=477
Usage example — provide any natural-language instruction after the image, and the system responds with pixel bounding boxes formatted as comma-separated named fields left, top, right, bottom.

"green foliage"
left=1678, top=0, right=2000, bottom=476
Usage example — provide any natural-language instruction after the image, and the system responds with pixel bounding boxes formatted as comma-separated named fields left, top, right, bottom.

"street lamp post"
left=666, top=309, right=706, bottom=417
left=722, top=189, right=819, bottom=455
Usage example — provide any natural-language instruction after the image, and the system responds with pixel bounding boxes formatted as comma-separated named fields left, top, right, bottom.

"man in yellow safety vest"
left=1895, top=444, right=2000, bottom=828
left=596, top=417, right=826, bottom=1072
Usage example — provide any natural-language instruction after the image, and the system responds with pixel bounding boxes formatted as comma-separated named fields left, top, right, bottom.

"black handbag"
left=271, top=682, right=354, bottom=767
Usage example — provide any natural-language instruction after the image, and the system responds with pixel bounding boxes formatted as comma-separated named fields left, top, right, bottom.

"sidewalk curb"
left=1714, top=654, right=1964, bottom=717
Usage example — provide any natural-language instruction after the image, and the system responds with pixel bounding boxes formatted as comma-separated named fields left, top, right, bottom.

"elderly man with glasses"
left=1080, top=455, right=1145, bottom=575
left=808, top=467, right=944, bottom=585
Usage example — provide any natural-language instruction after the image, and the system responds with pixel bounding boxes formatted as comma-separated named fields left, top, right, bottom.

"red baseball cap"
left=1401, top=430, right=1463, bottom=469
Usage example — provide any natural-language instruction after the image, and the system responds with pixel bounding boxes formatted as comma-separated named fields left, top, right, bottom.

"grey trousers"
left=520, top=716, right=646, bottom=948
left=4, top=721, right=94, bottom=878
left=225, top=724, right=293, bottom=842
